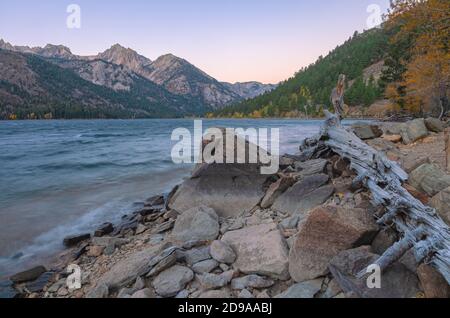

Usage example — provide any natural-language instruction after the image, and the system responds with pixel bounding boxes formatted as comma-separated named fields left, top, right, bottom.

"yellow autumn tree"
left=386, top=0, right=449, bottom=117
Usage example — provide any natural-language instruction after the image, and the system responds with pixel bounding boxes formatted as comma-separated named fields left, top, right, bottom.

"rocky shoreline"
left=1, top=117, right=450, bottom=299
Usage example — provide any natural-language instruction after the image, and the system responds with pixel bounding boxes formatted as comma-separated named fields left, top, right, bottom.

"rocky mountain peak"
left=97, top=44, right=152, bottom=73
left=37, top=44, right=73, bottom=58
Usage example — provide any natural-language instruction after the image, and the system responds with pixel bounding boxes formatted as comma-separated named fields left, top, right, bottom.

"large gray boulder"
left=170, top=205, right=219, bottom=243
left=425, top=117, right=444, bottom=133
left=152, top=265, right=194, bottom=297
left=168, top=131, right=275, bottom=218
left=222, top=222, right=289, bottom=280
left=430, top=186, right=450, bottom=225
left=289, top=206, right=378, bottom=283
left=409, top=164, right=450, bottom=196
left=329, top=246, right=421, bottom=298
left=272, top=174, right=334, bottom=216
left=400, top=119, right=428, bottom=144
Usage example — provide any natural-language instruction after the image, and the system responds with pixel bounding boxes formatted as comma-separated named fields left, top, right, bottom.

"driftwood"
left=299, top=77, right=450, bottom=285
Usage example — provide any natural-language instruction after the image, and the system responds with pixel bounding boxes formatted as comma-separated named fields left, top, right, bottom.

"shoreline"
left=1, top=117, right=449, bottom=298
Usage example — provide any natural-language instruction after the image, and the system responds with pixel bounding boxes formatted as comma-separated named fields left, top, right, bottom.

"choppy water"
left=0, top=118, right=361, bottom=276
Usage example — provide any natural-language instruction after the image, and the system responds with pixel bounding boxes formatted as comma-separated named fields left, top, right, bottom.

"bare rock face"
left=430, top=186, right=450, bottom=225
left=272, top=174, right=334, bottom=217
left=222, top=222, right=290, bottom=280
left=289, top=206, right=378, bottom=283
left=170, top=205, right=219, bottom=243
left=329, top=246, right=421, bottom=298
left=409, top=164, right=450, bottom=197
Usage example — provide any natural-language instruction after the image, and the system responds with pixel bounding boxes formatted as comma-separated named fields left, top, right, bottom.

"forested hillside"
left=216, top=0, right=449, bottom=119
left=215, top=28, right=389, bottom=118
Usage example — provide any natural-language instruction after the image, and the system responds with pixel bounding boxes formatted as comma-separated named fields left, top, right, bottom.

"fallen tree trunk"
left=299, top=110, right=450, bottom=284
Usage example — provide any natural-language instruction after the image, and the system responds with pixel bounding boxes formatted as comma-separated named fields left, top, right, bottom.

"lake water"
left=0, top=118, right=360, bottom=276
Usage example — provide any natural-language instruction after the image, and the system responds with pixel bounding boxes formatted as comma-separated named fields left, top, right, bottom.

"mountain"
left=0, top=39, right=277, bottom=118
left=216, top=28, right=389, bottom=117
left=0, top=49, right=205, bottom=119
left=222, top=81, right=278, bottom=100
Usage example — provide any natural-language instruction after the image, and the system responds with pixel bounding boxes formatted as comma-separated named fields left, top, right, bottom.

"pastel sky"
left=0, top=0, right=390, bottom=84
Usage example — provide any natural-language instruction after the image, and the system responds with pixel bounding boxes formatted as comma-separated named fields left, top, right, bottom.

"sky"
left=0, top=0, right=390, bottom=84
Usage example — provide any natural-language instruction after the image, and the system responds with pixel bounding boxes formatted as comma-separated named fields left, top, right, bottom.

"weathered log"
left=300, top=110, right=450, bottom=284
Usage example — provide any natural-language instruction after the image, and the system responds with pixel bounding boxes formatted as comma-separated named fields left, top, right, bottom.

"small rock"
left=152, top=265, right=194, bottom=297
left=145, top=195, right=165, bottom=207
left=275, top=279, right=323, bottom=298
left=135, top=224, right=148, bottom=235
left=171, top=205, right=219, bottom=242
left=231, top=275, right=274, bottom=290
left=63, top=233, right=91, bottom=247
left=152, top=220, right=175, bottom=234
left=417, top=264, right=450, bottom=298
left=94, top=223, right=114, bottom=237
left=198, top=289, right=232, bottom=298
left=25, top=272, right=55, bottom=293
left=409, top=164, right=450, bottom=196
left=222, top=222, right=290, bottom=280
left=352, top=124, right=383, bottom=140
left=382, top=134, right=402, bottom=143
left=425, top=117, right=444, bottom=133
left=176, top=290, right=190, bottom=298
left=87, top=245, right=105, bottom=257
left=86, top=284, right=109, bottom=298
left=238, top=289, right=254, bottom=298
left=210, top=241, right=236, bottom=264
left=198, top=271, right=234, bottom=290
left=57, top=287, right=69, bottom=297
left=430, top=186, right=450, bottom=225
left=10, top=266, right=47, bottom=284
left=260, top=176, right=296, bottom=209
left=192, top=259, right=219, bottom=274
left=0, top=280, right=19, bottom=298
left=133, top=277, right=146, bottom=291
left=131, top=288, right=155, bottom=298
left=256, top=290, right=270, bottom=298
left=181, top=246, right=211, bottom=266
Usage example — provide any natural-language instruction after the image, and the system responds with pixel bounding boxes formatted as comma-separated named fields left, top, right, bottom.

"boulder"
left=63, top=233, right=91, bottom=247
left=409, top=164, right=450, bottom=196
left=168, top=132, right=275, bottom=218
left=231, top=275, right=274, bottom=290
left=10, top=266, right=47, bottom=284
left=400, top=155, right=430, bottom=174
left=400, top=119, right=428, bottom=144
left=260, top=176, right=296, bottom=209
left=417, top=264, right=450, bottom=298
left=272, top=174, right=334, bottom=216
left=425, top=117, right=444, bottom=133
left=180, top=246, right=211, bottom=266
left=171, top=205, right=219, bottom=243
left=430, top=186, right=450, bottom=225
left=209, top=241, right=236, bottom=264
left=329, top=246, right=421, bottom=298
left=95, top=246, right=159, bottom=291
left=289, top=206, right=378, bottom=283
left=152, top=265, right=194, bottom=297
left=275, top=279, right=323, bottom=298
left=352, top=124, right=383, bottom=140
left=222, top=222, right=290, bottom=280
